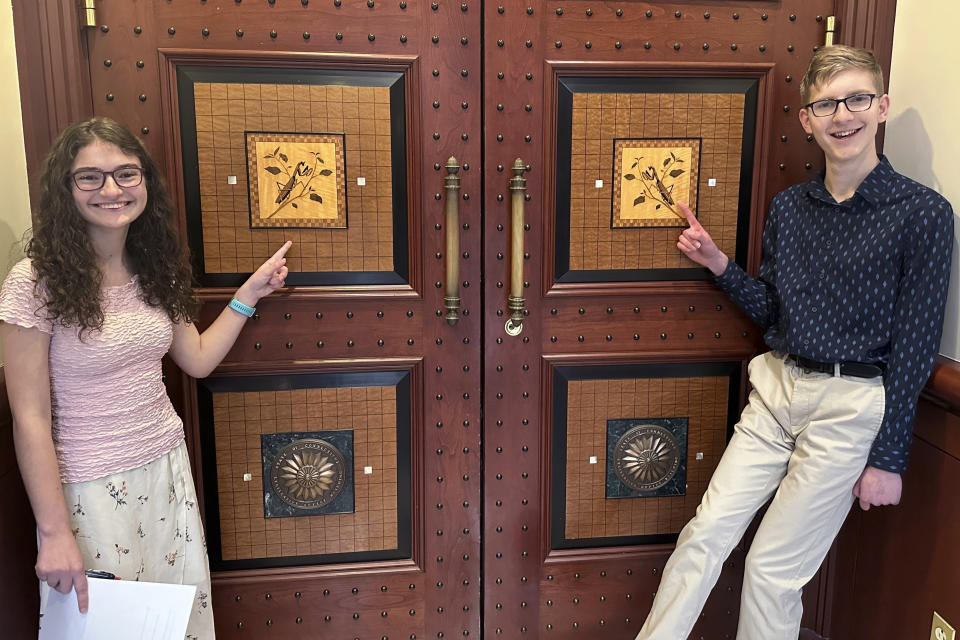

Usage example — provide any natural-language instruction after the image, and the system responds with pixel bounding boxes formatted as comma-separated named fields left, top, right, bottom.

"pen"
left=84, top=570, right=117, bottom=580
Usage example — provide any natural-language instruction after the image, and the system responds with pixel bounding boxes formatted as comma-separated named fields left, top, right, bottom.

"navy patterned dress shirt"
left=716, top=156, right=953, bottom=473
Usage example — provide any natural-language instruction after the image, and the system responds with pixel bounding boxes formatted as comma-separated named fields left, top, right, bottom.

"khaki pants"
left=635, top=351, right=885, bottom=640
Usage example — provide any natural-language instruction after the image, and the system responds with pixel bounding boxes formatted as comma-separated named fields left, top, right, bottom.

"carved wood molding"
left=921, top=355, right=960, bottom=415
left=834, top=0, right=898, bottom=151
left=12, top=0, right=93, bottom=207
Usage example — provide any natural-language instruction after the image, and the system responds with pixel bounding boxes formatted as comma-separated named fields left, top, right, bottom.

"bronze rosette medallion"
left=605, top=417, right=688, bottom=498
left=270, top=438, right=347, bottom=510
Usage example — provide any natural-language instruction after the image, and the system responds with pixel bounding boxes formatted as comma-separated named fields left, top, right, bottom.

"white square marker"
left=589, top=456, right=598, bottom=464
left=695, top=452, right=704, bottom=461
left=364, top=466, right=374, bottom=475
left=227, top=175, right=237, bottom=185
left=357, top=177, right=367, bottom=186
left=707, top=178, right=717, bottom=187
left=595, top=179, right=604, bottom=188
left=242, top=473, right=252, bottom=482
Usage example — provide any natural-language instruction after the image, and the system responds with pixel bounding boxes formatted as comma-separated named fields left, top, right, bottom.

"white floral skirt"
left=39, top=440, right=215, bottom=639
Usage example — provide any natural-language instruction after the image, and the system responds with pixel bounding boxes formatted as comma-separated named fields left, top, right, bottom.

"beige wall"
left=0, top=1, right=32, bottom=363
left=0, top=1, right=30, bottom=269
left=885, top=0, right=960, bottom=361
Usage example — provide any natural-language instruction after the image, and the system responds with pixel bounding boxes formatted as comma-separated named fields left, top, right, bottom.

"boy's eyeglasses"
left=71, top=167, right=144, bottom=191
left=803, top=93, right=877, bottom=117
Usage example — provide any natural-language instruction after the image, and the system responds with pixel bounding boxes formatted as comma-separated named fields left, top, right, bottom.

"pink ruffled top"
left=0, top=259, right=184, bottom=483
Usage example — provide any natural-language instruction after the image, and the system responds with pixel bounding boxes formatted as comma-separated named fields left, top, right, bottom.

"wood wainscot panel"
left=830, top=357, right=960, bottom=639
left=0, top=368, right=41, bottom=636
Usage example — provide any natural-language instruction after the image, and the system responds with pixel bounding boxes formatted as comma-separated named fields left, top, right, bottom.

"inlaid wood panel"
left=191, top=80, right=396, bottom=276
left=211, top=386, right=398, bottom=561
left=564, top=376, right=729, bottom=540
left=569, top=92, right=744, bottom=270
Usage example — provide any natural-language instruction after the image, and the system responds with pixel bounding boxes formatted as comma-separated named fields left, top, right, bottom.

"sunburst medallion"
left=270, top=438, right=346, bottom=509
left=613, top=424, right=681, bottom=492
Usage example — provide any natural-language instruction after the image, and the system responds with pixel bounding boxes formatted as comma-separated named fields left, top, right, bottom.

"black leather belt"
left=787, top=354, right=885, bottom=379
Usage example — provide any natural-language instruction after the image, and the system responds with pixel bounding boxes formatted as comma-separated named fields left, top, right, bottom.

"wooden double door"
left=14, top=1, right=895, bottom=637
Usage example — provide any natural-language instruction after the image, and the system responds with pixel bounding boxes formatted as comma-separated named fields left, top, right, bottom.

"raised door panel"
left=481, top=2, right=838, bottom=638
left=83, top=2, right=482, bottom=639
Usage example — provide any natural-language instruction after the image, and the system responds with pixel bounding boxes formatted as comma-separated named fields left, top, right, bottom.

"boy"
left=635, top=45, right=954, bottom=639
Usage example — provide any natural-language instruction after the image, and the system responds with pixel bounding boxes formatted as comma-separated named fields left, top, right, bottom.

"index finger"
left=270, top=240, right=293, bottom=262
left=677, top=201, right=700, bottom=229
left=75, top=573, right=89, bottom=613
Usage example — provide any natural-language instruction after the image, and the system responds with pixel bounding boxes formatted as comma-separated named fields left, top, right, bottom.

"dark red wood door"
left=12, top=1, right=897, bottom=638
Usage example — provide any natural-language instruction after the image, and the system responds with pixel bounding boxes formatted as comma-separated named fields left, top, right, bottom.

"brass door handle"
left=505, top=158, right=526, bottom=337
left=443, top=157, right=461, bottom=325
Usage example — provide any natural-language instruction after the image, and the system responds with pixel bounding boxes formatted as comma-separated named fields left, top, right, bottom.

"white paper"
left=40, top=578, right=197, bottom=640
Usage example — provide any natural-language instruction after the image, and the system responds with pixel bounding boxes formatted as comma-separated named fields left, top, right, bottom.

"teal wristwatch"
left=229, top=298, right=256, bottom=317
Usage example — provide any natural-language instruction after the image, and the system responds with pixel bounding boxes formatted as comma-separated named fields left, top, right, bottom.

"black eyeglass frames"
left=71, top=167, right=144, bottom=191
left=803, top=93, right=877, bottom=118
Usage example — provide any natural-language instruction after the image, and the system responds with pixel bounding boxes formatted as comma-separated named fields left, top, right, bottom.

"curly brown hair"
left=27, top=117, right=198, bottom=334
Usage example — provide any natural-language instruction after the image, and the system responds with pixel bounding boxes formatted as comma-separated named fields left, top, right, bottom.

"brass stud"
left=367, top=0, right=374, bottom=6
left=644, top=42, right=651, bottom=49
left=675, top=9, right=681, bottom=18
left=786, top=74, right=793, bottom=82
left=761, top=13, right=768, bottom=20
left=585, top=41, right=591, bottom=49
left=704, top=11, right=710, bottom=19
left=400, top=35, right=407, bottom=43
left=104, top=59, right=112, bottom=67
left=555, top=41, right=562, bottom=48
left=133, top=25, right=142, bottom=34
left=674, top=42, right=681, bottom=50
left=733, top=12, right=739, bottom=19
left=497, top=39, right=504, bottom=47
left=789, top=13, right=797, bottom=21
left=615, top=41, right=622, bottom=49
left=703, top=43, right=709, bottom=50
left=140, top=127, right=149, bottom=135
left=731, top=43, right=738, bottom=51
left=759, top=44, right=766, bottom=52
left=556, top=7, right=562, bottom=15
left=236, top=28, right=244, bottom=37
left=168, top=26, right=175, bottom=35
left=100, top=25, right=109, bottom=33
left=525, top=40, right=532, bottom=47
left=461, top=69, right=468, bottom=76
left=461, top=36, right=468, bottom=44
left=431, top=1, right=438, bottom=9
left=461, top=3, right=468, bottom=11
left=616, top=8, right=622, bottom=17
left=498, top=5, right=504, bottom=13
left=432, top=35, right=439, bottom=43
left=787, top=44, right=794, bottom=52
left=646, top=9, right=652, bottom=17
left=368, top=33, right=375, bottom=41
left=303, top=31, right=310, bottom=40
left=336, top=32, right=343, bottom=40
left=497, top=72, right=504, bottom=79
left=586, top=8, right=593, bottom=16
left=526, top=6, right=533, bottom=15
left=106, top=93, right=114, bottom=101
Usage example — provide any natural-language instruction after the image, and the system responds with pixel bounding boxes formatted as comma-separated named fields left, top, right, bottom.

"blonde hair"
left=800, top=45, right=884, bottom=104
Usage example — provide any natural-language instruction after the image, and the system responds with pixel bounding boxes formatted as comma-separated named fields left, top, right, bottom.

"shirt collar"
left=805, top=155, right=898, bottom=208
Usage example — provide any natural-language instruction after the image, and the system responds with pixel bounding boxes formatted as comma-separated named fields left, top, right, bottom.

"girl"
left=0, top=117, right=290, bottom=638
